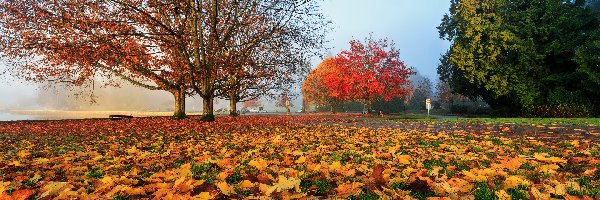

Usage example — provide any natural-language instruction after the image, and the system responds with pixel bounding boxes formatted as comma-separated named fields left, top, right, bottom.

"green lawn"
left=380, top=114, right=600, bottom=126
left=439, top=118, right=600, bottom=126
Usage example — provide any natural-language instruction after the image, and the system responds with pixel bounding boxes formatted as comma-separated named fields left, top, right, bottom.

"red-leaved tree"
left=302, top=58, right=348, bottom=112
left=334, top=35, right=414, bottom=112
left=303, top=36, right=414, bottom=113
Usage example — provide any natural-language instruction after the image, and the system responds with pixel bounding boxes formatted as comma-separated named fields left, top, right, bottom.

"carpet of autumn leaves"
left=0, top=116, right=599, bottom=200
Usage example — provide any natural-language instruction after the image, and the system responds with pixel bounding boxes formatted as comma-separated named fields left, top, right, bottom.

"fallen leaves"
left=335, top=182, right=364, bottom=198
left=215, top=182, right=236, bottom=196
left=534, top=153, right=568, bottom=163
left=503, top=176, right=531, bottom=190
left=0, top=116, right=598, bottom=199
left=295, top=156, right=306, bottom=164
left=249, top=158, right=269, bottom=171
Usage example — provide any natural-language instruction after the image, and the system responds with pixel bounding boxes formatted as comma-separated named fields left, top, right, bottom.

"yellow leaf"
left=217, top=172, right=229, bottom=181
left=176, top=163, right=192, bottom=177
left=495, top=190, right=511, bottom=200
left=126, top=146, right=138, bottom=154
left=448, top=178, right=472, bottom=193
left=129, top=168, right=139, bottom=176
left=570, top=140, right=579, bottom=147
left=295, top=156, right=306, bottom=164
left=0, top=182, right=11, bottom=195
left=10, top=160, right=22, bottom=167
left=174, top=176, right=186, bottom=187
left=462, top=170, right=487, bottom=182
left=249, top=159, right=268, bottom=171
left=275, top=175, right=301, bottom=192
left=173, top=177, right=201, bottom=193
left=435, top=182, right=455, bottom=195
left=497, top=158, right=524, bottom=171
left=34, top=158, right=50, bottom=165
left=38, top=182, right=73, bottom=199
left=124, top=186, right=145, bottom=195
left=583, top=168, right=597, bottom=175
left=238, top=180, right=254, bottom=190
left=403, top=167, right=417, bottom=176
left=503, top=176, right=530, bottom=190
left=17, top=150, right=30, bottom=158
left=215, top=182, right=236, bottom=196
left=533, top=153, right=567, bottom=163
left=335, top=182, right=364, bottom=198
left=192, top=192, right=213, bottom=200
left=259, top=183, right=271, bottom=196
left=272, top=135, right=282, bottom=143
left=554, top=184, right=566, bottom=196
left=397, top=155, right=411, bottom=165
left=329, top=161, right=342, bottom=171
left=96, top=176, right=115, bottom=192
left=308, top=163, right=321, bottom=172
left=539, top=164, right=560, bottom=174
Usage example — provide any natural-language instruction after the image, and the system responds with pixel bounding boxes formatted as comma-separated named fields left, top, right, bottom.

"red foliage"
left=303, top=35, right=414, bottom=107
left=302, top=58, right=347, bottom=106
left=334, top=35, right=414, bottom=103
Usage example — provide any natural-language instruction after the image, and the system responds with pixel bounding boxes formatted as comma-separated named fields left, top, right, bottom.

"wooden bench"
left=109, top=115, right=133, bottom=120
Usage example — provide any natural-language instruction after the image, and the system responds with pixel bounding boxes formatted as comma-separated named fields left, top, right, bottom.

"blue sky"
left=0, top=0, right=451, bottom=109
left=320, top=0, right=451, bottom=78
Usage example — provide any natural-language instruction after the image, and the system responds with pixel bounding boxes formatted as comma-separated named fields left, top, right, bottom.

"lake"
left=0, top=110, right=204, bottom=121
left=0, top=112, right=40, bottom=121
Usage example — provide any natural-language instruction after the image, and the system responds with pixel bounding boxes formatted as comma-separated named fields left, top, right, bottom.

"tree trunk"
left=172, top=87, right=186, bottom=119
left=229, top=91, right=238, bottom=116
left=201, top=95, right=215, bottom=122
left=302, top=98, right=308, bottom=113
left=286, top=106, right=291, bottom=113
left=306, top=103, right=310, bottom=113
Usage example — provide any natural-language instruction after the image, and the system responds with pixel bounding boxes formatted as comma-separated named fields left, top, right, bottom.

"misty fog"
left=0, top=79, right=300, bottom=114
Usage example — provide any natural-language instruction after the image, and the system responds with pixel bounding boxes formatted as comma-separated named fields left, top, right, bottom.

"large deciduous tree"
left=303, top=36, right=414, bottom=113
left=334, top=36, right=414, bottom=112
left=439, top=0, right=600, bottom=116
left=0, top=0, right=190, bottom=118
left=188, top=0, right=327, bottom=121
left=0, top=0, right=328, bottom=121
left=302, top=58, right=346, bottom=112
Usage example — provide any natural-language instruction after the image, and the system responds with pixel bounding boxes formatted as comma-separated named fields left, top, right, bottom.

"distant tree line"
left=439, top=0, right=600, bottom=117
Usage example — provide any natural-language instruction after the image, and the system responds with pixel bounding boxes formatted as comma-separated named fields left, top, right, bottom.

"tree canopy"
left=439, top=0, right=600, bottom=116
left=302, top=36, right=414, bottom=112
left=0, top=0, right=328, bottom=120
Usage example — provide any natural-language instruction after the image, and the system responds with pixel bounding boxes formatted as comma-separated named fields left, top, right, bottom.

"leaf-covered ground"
left=0, top=116, right=598, bottom=199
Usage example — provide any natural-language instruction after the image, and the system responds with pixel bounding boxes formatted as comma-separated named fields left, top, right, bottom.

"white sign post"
left=426, top=98, right=431, bottom=118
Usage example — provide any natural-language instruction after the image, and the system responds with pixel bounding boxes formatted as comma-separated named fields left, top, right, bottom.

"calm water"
left=0, top=110, right=187, bottom=121
left=0, top=112, right=39, bottom=121
left=0, top=111, right=112, bottom=121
